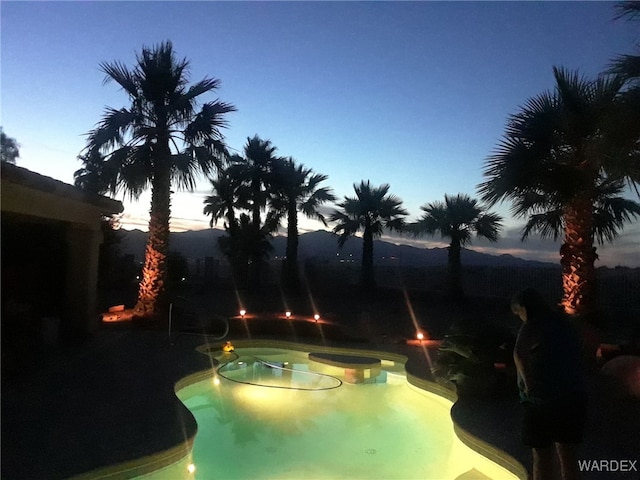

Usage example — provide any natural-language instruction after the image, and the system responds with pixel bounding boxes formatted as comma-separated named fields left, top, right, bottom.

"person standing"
left=512, top=288, right=587, bottom=480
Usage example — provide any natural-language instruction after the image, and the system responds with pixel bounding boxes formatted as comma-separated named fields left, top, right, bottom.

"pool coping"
left=72, top=339, right=528, bottom=480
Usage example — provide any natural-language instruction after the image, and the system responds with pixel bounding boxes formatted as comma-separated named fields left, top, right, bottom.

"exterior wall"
left=1, top=163, right=122, bottom=336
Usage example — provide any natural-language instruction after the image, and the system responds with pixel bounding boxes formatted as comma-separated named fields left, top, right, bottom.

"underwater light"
left=213, top=377, right=220, bottom=386
left=187, top=463, right=196, bottom=474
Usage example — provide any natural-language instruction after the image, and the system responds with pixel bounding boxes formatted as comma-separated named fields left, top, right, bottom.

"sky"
left=2, top=1, right=639, bottom=267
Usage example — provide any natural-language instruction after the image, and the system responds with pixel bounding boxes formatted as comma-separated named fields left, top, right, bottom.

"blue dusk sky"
left=2, top=1, right=639, bottom=267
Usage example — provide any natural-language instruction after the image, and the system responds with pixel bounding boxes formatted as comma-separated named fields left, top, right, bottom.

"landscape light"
left=285, top=311, right=292, bottom=318
left=416, top=332, right=425, bottom=340
left=239, top=309, right=246, bottom=317
left=314, top=314, right=320, bottom=321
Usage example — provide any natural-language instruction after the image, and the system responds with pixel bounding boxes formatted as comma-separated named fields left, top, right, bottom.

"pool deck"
left=2, top=322, right=639, bottom=479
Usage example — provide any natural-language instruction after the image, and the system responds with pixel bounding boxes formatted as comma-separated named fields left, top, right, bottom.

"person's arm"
left=514, top=324, right=541, bottom=398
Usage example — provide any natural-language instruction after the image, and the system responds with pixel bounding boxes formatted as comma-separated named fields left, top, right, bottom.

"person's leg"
left=552, top=395, right=586, bottom=480
left=532, top=446, right=555, bottom=480
left=556, top=442, right=580, bottom=480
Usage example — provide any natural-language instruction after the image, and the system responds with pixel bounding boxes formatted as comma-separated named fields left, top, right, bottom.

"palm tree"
left=330, top=181, right=407, bottom=290
left=228, top=136, right=280, bottom=228
left=217, top=213, right=274, bottom=289
left=75, top=41, right=235, bottom=317
left=1, top=127, right=20, bottom=164
left=478, top=67, right=640, bottom=319
left=223, top=136, right=282, bottom=286
left=271, top=157, right=336, bottom=289
left=203, top=165, right=247, bottom=230
left=409, top=193, right=502, bottom=298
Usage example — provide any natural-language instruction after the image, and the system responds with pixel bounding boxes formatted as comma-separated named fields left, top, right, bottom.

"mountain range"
left=116, top=228, right=556, bottom=268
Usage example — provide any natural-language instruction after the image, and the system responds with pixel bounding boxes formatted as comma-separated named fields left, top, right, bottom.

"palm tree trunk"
left=134, top=164, right=171, bottom=318
left=361, top=222, right=375, bottom=290
left=284, top=201, right=300, bottom=289
left=561, top=198, right=597, bottom=319
left=448, top=238, right=463, bottom=298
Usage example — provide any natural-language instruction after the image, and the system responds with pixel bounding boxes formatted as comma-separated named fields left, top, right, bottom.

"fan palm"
left=227, top=135, right=280, bottom=228
left=217, top=213, right=274, bottom=289
left=75, top=41, right=235, bottom=317
left=410, top=194, right=502, bottom=298
left=203, top=165, right=247, bottom=230
left=271, top=157, right=336, bottom=289
left=330, top=181, right=407, bottom=290
left=478, top=67, right=640, bottom=319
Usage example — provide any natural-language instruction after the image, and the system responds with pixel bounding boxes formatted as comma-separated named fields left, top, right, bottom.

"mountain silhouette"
left=117, top=228, right=555, bottom=268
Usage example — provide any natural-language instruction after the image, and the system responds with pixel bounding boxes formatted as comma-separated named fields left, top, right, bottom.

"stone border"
left=68, top=439, right=194, bottom=480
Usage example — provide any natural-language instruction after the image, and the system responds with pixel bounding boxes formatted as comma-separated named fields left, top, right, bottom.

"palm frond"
left=613, top=1, right=640, bottom=21
left=520, top=210, right=563, bottom=241
left=100, top=61, right=138, bottom=97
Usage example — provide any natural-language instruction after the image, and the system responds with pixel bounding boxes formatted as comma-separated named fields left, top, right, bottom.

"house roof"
left=1, top=162, right=123, bottom=215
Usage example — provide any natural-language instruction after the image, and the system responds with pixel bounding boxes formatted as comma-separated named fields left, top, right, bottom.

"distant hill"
left=117, top=228, right=555, bottom=268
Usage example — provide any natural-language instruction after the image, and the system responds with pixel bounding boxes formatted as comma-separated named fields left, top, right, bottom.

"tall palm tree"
left=410, top=193, right=502, bottom=298
left=223, top=136, right=281, bottom=286
left=75, top=41, right=235, bottom=317
left=478, top=67, right=640, bottom=319
left=330, top=181, right=407, bottom=290
left=0, top=128, right=20, bottom=164
left=217, top=213, right=274, bottom=289
left=228, top=135, right=280, bottom=228
left=271, top=157, right=336, bottom=288
left=203, top=165, right=247, bottom=230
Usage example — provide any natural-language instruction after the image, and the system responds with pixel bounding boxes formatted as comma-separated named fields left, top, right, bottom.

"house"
left=1, top=162, right=123, bottom=350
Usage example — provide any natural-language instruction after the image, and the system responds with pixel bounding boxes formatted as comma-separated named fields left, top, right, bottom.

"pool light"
left=213, top=376, right=220, bottom=386
left=187, top=463, right=196, bottom=474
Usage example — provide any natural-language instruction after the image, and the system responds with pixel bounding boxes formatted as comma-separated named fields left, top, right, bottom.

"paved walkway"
left=2, top=322, right=638, bottom=479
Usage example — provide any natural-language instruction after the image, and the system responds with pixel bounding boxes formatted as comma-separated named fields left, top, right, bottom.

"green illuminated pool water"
left=141, top=347, right=519, bottom=480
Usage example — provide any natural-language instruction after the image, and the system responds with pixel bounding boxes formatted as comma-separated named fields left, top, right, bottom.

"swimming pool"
left=141, top=344, right=522, bottom=480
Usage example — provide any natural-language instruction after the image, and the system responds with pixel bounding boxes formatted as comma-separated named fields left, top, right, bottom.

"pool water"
left=148, top=348, right=518, bottom=479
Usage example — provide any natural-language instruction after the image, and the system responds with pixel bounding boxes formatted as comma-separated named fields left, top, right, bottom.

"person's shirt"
left=514, top=313, right=586, bottom=403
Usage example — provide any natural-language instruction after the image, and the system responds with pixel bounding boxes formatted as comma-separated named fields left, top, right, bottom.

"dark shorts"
left=521, top=394, right=587, bottom=448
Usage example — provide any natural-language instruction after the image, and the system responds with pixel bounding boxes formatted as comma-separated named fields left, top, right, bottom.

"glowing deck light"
left=187, top=463, right=196, bottom=474
left=285, top=311, right=292, bottom=318
left=239, top=309, right=246, bottom=317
